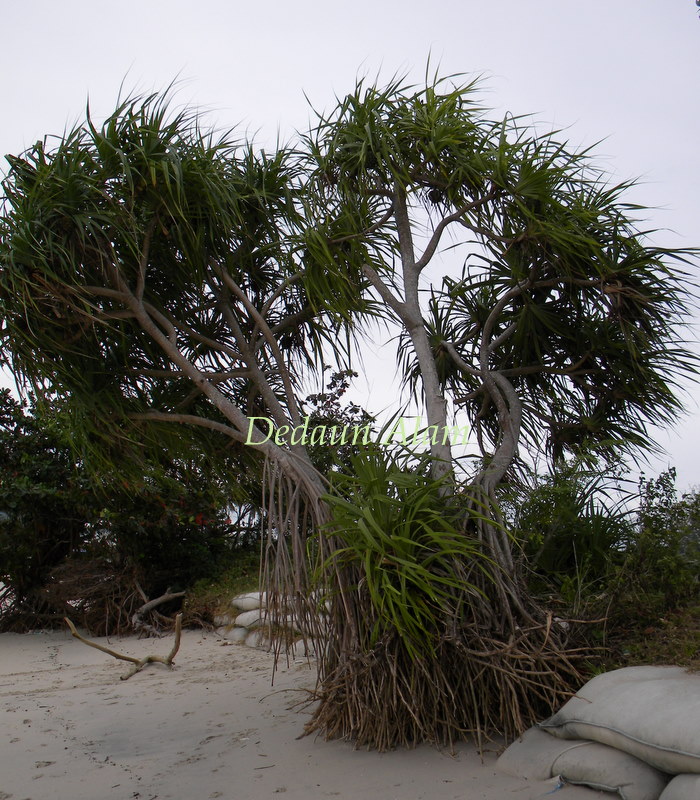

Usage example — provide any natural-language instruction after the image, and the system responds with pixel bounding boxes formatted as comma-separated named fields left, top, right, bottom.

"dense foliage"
left=621, top=468, right=700, bottom=611
left=511, top=463, right=700, bottom=670
left=509, top=461, right=633, bottom=595
left=0, top=390, right=250, bottom=632
left=0, top=389, right=93, bottom=620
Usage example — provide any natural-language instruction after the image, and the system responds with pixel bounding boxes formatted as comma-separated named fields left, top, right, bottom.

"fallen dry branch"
left=64, top=613, right=183, bottom=680
left=131, top=587, right=186, bottom=636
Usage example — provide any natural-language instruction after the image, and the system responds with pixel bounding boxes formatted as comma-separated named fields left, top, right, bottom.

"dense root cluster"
left=263, top=465, right=587, bottom=752
left=305, top=588, right=584, bottom=751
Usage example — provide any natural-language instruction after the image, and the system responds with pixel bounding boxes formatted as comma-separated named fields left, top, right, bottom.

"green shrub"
left=320, top=446, right=494, bottom=657
left=613, top=469, right=700, bottom=614
left=508, top=460, right=632, bottom=603
left=0, top=389, right=259, bottom=632
left=509, top=463, right=700, bottom=669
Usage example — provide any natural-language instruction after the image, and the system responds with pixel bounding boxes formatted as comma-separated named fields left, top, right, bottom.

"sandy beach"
left=0, top=628, right=606, bottom=800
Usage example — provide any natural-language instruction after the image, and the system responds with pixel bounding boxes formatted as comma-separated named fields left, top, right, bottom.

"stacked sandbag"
left=214, top=591, right=319, bottom=656
left=539, top=666, right=700, bottom=774
left=212, top=591, right=268, bottom=647
left=659, top=775, right=700, bottom=800
left=498, top=666, right=700, bottom=800
left=498, top=726, right=669, bottom=800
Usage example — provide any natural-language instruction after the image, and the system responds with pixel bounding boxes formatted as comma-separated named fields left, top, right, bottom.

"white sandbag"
left=222, top=626, right=248, bottom=642
left=231, top=591, right=266, bottom=611
left=553, top=741, right=669, bottom=800
left=539, top=665, right=700, bottom=774
left=498, top=727, right=591, bottom=780
left=659, top=774, right=700, bottom=800
left=245, top=629, right=263, bottom=648
left=212, top=613, right=236, bottom=628
left=234, top=609, right=263, bottom=628
left=498, top=726, right=669, bottom=800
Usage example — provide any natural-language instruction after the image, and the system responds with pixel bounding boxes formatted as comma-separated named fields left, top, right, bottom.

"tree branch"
left=361, top=263, right=408, bottom=319
left=442, top=340, right=482, bottom=376
left=215, top=267, right=304, bottom=427
left=488, top=322, right=517, bottom=354
left=394, top=187, right=453, bottom=484
left=269, top=306, right=315, bottom=339
left=260, top=270, right=305, bottom=319
left=118, top=282, right=281, bottom=450
left=128, top=411, right=250, bottom=444
left=128, top=367, right=250, bottom=382
left=414, top=190, right=497, bottom=273
left=213, top=288, right=295, bottom=430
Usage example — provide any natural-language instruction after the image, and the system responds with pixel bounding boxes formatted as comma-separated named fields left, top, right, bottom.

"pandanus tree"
left=306, top=77, right=694, bottom=479
left=1, top=76, right=696, bottom=749
left=0, top=93, right=362, bottom=653
left=298, top=75, right=696, bottom=746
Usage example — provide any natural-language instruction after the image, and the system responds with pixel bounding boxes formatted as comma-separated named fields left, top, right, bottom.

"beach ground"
left=0, top=628, right=605, bottom=800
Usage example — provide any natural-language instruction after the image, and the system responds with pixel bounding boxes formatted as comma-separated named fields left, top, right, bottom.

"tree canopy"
left=305, top=76, right=695, bottom=478
left=1, top=73, right=697, bottom=748
left=1, top=79, right=694, bottom=492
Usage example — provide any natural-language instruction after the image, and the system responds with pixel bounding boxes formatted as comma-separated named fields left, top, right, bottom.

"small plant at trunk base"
left=321, top=448, right=493, bottom=658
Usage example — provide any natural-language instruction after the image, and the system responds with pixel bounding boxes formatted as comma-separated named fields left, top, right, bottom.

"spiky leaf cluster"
left=0, top=93, right=372, bottom=476
left=304, top=74, right=696, bottom=468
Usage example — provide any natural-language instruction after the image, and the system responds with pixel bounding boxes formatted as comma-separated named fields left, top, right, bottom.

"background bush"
left=507, top=461, right=700, bottom=669
left=0, top=389, right=256, bottom=633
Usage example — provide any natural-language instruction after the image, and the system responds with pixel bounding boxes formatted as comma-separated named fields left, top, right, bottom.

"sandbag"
left=658, top=774, right=700, bottom=800
left=498, top=726, right=669, bottom=800
left=539, top=666, right=700, bottom=774
left=497, top=727, right=591, bottom=780
left=553, top=742, right=669, bottom=800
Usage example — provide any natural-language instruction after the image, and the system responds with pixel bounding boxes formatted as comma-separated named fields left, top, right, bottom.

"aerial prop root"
left=303, top=596, right=585, bottom=752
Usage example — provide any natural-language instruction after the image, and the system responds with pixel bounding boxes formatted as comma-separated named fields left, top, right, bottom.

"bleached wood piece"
left=64, top=613, right=182, bottom=680
left=131, top=588, right=186, bottom=636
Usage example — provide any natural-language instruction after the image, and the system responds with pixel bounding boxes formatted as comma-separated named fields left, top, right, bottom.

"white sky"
left=1, top=0, right=699, bottom=489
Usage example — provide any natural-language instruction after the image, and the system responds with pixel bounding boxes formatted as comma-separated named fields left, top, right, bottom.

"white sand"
left=0, top=628, right=605, bottom=800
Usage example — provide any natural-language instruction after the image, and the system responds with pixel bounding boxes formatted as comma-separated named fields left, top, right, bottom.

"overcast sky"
left=1, top=0, right=698, bottom=488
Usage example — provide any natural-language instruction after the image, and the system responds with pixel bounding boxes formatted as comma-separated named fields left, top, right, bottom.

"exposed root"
left=261, top=457, right=586, bottom=752
left=304, top=599, right=583, bottom=751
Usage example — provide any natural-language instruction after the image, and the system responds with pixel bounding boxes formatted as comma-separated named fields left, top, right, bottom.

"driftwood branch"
left=131, top=588, right=186, bottom=636
left=64, top=613, right=183, bottom=680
